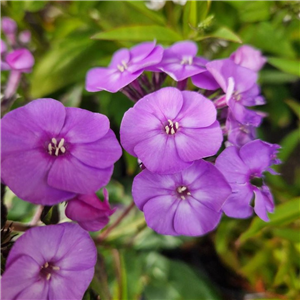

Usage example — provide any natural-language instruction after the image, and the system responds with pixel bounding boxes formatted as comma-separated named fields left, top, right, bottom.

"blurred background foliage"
left=1, top=1, right=300, bottom=300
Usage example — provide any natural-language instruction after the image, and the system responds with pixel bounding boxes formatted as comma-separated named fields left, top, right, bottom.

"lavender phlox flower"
left=215, top=140, right=281, bottom=221
left=120, top=87, right=223, bottom=174
left=193, top=59, right=264, bottom=126
left=3, top=48, right=35, bottom=99
left=1, top=98, right=122, bottom=205
left=226, top=112, right=257, bottom=148
left=66, top=189, right=116, bottom=232
left=132, top=159, right=231, bottom=236
left=154, top=41, right=207, bottom=81
left=86, top=41, right=163, bottom=93
left=145, top=0, right=187, bottom=10
left=1, top=223, right=97, bottom=300
left=230, top=45, right=267, bottom=72
left=1, top=17, right=17, bottom=46
left=19, top=30, right=31, bottom=44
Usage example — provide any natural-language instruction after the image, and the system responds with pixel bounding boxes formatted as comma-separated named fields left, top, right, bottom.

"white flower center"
left=180, top=56, right=193, bottom=65
left=165, top=119, right=179, bottom=135
left=177, top=185, right=191, bottom=200
left=48, top=138, right=66, bottom=156
left=117, top=60, right=128, bottom=72
left=41, top=261, right=60, bottom=280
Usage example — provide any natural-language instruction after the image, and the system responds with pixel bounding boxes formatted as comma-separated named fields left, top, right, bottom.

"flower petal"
left=1, top=150, right=75, bottom=205
left=109, top=48, right=130, bottom=68
left=6, top=224, right=65, bottom=267
left=215, top=146, right=249, bottom=184
left=191, top=71, right=220, bottom=90
left=143, top=195, right=180, bottom=235
left=221, top=183, right=254, bottom=218
left=186, top=160, right=231, bottom=212
left=71, top=129, right=122, bottom=169
left=132, top=169, right=179, bottom=210
left=134, top=133, right=192, bottom=174
left=53, top=223, right=97, bottom=271
left=239, top=140, right=280, bottom=174
left=120, top=106, right=163, bottom=156
left=15, top=279, right=49, bottom=300
left=174, top=199, right=222, bottom=236
left=134, top=87, right=184, bottom=120
left=175, top=121, right=223, bottom=162
left=49, top=268, right=95, bottom=300
left=253, top=186, right=274, bottom=221
left=60, top=107, right=109, bottom=144
left=48, top=155, right=113, bottom=194
left=1, top=255, right=42, bottom=300
left=85, top=67, right=142, bottom=93
left=177, top=91, right=217, bottom=128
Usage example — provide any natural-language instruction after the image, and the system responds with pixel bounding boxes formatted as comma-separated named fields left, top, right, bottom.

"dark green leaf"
left=268, top=57, right=300, bottom=77
left=238, top=197, right=300, bottom=244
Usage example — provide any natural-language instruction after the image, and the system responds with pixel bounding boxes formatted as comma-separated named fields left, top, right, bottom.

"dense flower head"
left=230, top=45, right=267, bottom=72
left=120, top=87, right=223, bottom=174
left=86, top=41, right=163, bottom=93
left=1, top=222, right=97, bottom=300
left=1, top=98, right=122, bottom=205
left=66, top=189, right=116, bottom=232
left=132, top=160, right=231, bottom=236
left=192, top=58, right=264, bottom=127
left=154, top=41, right=207, bottom=81
left=215, top=140, right=281, bottom=221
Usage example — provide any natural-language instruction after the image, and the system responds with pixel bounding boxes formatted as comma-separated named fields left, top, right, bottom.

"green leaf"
left=124, top=1, right=166, bottom=25
left=196, top=27, right=242, bottom=43
left=278, top=128, right=300, bottom=162
left=259, top=70, right=298, bottom=84
left=240, top=22, right=296, bottom=58
left=268, top=57, right=300, bottom=77
left=237, top=1, right=271, bottom=23
left=285, top=100, right=300, bottom=119
left=144, top=254, right=221, bottom=300
left=272, top=228, right=300, bottom=243
left=92, top=25, right=182, bottom=43
left=60, top=84, right=83, bottom=108
left=238, top=197, right=300, bottom=244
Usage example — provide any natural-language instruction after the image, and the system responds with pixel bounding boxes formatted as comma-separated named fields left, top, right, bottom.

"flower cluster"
left=1, top=17, right=34, bottom=101
left=86, top=41, right=280, bottom=235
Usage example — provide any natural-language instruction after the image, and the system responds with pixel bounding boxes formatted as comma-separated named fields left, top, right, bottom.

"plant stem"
left=97, top=201, right=135, bottom=243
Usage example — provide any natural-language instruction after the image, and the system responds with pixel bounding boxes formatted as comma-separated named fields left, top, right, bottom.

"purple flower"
left=66, top=189, right=116, bottom=232
left=192, top=59, right=264, bottom=126
left=86, top=41, right=163, bottom=93
left=215, top=140, right=281, bottom=221
left=3, top=49, right=35, bottom=99
left=6, top=48, right=34, bottom=73
left=1, top=222, right=97, bottom=300
left=155, top=41, right=207, bottom=81
left=1, top=17, right=17, bottom=35
left=1, top=17, right=17, bottom=46
left=132, top=160, right=231, bottom=236
left=19, top=30, right=31, bottom=44
left=1, top=98, right=122, bottom=205
left=230, top=45, right=267, bottom=72
left=1, top=40, right=10, bottom=71
left=226, top=112, right=257, bottom=147
left=120, top=87, right=223, bottom=174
